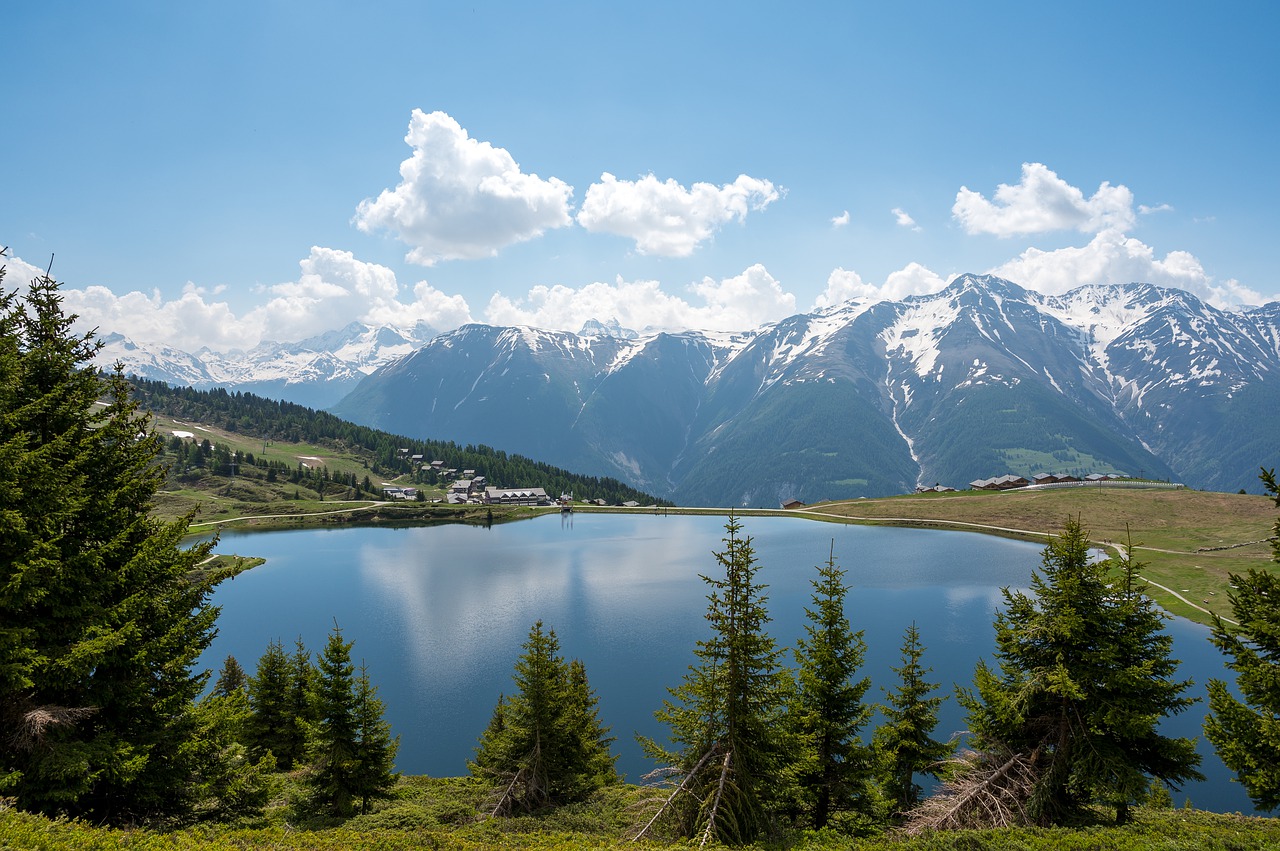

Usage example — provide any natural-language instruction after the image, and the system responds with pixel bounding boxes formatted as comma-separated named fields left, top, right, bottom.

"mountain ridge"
left=332, top=275, right=1279, bottom=505
left=103, top=276, right=1279, bottom=505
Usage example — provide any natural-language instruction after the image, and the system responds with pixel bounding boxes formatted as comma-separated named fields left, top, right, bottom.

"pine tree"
left=872, top=622, right=950, bottom=815
left=184, top=686, right=276, bottom=820
left=350, top=662, right=400, bottom=814
left=283, top=636, right=318, bottom=769
left=957, top=518, right=1201, bottom=825
left=212, top=655, right=248, bottom=698
left=1205, top=467, right=1280, bottom=810
left=639, top=516, right=789, bottom=845
left=246, top=639, right=293, bottom=765
left=0, top=263, right=225, bottom=821
left=564, top=658, right=618, bottom=791
left=309, top=623, right=360, bottom=817
left=790, top=543, right=874, bottom=829
left=471, top=621, right=616, bottom=813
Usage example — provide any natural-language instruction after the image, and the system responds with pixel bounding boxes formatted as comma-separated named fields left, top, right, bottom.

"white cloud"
left=354, top=109, right=574, bottom=265
left=250, top=247, right=472, bottom=341
left=953, top=162, right=1135, bottom=237
left=813, top=268, right=870, bottom=308
left=891, top=207, right=920, bottom=231
left=882, top=262, right=948, bottom=300
left=813, top=263, right=946, bottom=309
left=485, top=264, right=796, bottom=333
left=1139, top=203, right=1174, bottom=215
left=831, top=210, right=850, bottom=227
left=576, top=172, right=780, bottom=256
left=64, top=283, right=258, bottom=350
left=53, top=247, right=474, bottom=352
left=988, top=229, right=1275, bottom=308
left=0, top=252, right=45, bottom=287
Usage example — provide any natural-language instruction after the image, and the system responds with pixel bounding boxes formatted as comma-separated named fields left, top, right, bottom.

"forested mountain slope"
left=129, top=379, right=667, bottom=506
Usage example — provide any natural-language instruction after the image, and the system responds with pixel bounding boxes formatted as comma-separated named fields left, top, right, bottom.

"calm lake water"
left=200, top=512, right=1254, bottom=813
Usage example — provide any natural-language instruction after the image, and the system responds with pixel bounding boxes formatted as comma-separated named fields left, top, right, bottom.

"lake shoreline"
left=188, top=496, right=1262, bottom=627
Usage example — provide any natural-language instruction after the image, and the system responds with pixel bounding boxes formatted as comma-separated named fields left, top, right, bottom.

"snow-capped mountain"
left=99, top=321, right=437, bottom=409
left=332, top=275, right=1280, bottom=505
left=578, top=317, right=640, bottom=339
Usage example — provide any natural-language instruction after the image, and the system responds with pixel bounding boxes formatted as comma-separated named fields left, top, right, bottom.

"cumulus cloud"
left=53, top=247, right=474, bottom=352
left=250, top=247, right=472, bottom=341
left=485, top=264, right=795, bottom=333
left=953, top=162, right=1135, bottom=237
left=813, top=262, right=946, bottom=309
left=354, top=109, right=574, bottom=265
left=892, top=207, right=920, bottom=231
left=831, top=210, right=850, bottom=227
left=64, top=282, right=257, bottom=350
left=988, top=229, right=1275, bottom=308
left=576, top=172, right=780, bottom=256
left=882, top=262, right=949, bottom=300
left=0, top=252, right=45, bottom=287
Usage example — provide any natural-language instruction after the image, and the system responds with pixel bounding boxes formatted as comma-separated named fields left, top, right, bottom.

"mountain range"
left=97, top=320, right=437, bottom=409
left=329, top=275, right=1279, bottom=506
left=106, top=274, right=1280, bottom=507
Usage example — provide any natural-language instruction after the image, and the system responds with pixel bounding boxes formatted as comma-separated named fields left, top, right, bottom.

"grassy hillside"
left=797, top=486, right=1277, bottom=626
left=129, top=379, right=667, bottom=528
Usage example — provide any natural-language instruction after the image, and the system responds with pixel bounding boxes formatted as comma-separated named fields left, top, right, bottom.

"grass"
left=157, top=416, right=385, bottom=485
left=4, top=785, right=1279, bottom=850
left=150, top=414, right=465, bottom=529
left=798, top=487, right=1277, bottom=626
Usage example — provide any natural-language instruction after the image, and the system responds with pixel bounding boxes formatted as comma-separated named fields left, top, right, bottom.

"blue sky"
left=3, top=1, right=1277, bottom=351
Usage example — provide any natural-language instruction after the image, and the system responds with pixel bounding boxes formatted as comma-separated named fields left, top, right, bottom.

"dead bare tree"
left=634, top=742, right=737, bottom=844
left=4, top=702, right=96, bottom=754
left=900, top=744, right=1043, bottom=835
left=480, top=740, right=550, bottom=818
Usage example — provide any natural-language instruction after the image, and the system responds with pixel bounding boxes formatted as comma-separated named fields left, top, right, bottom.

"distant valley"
left=109, top=275, right=1280, bottom=506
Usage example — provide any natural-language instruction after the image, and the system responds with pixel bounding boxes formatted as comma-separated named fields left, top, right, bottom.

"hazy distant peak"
left=578, top=318, right=639, bottom=339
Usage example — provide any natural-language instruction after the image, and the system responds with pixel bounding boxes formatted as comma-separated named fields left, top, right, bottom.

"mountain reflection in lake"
left=202, top=513, right=1254, bottom=814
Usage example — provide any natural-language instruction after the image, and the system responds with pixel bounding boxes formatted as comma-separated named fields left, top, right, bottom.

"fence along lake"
left=201, top=512, right=1254, bottom=814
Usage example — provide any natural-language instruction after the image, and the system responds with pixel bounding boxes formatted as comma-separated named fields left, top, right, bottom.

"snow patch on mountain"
left=882, top=297, right=960, bottom=379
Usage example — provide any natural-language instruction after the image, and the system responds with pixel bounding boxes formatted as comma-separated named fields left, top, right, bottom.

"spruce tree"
left=246, top=639, right=294, bottom=765
left=957, top=518, right=1201, bottom=825
left=212, top=655, right=248, bottom=698
left=309, top=623, right=360, bottom=817
left=471, top=621, right=616, bottom=813
left=872, top=622, right=950, bottom=815
left=283, top=636, right=319, bottom=769
left=185, top=685, right=275, bottom=820
left=564, top=658, right=618, bottom=790
left=0, top=263, right=225, bottom=821
left=640, top=516, right=789, bottom=845
left=350, top=662, right=400, bottom=814
left=790, top=543, right=874, bottom=829
left=1205, top=467, right=1280, bottom=810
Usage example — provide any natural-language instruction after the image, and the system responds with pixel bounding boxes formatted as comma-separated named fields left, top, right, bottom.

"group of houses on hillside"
left=967, top=472, right=1127, bottom=491
left=382, top=474, right=556, bottom=506
left=385, top=449, right=564, bottom=506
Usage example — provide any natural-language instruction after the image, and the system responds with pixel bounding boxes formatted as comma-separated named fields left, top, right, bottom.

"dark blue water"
left=200, top=513, right=1254, bottom=813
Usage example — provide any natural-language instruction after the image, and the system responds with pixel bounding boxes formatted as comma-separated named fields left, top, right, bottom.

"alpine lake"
left=199, top=512, right=1256, bottom=814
